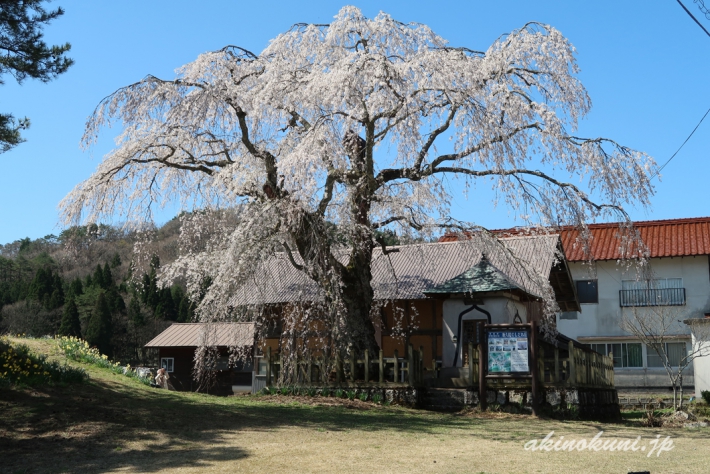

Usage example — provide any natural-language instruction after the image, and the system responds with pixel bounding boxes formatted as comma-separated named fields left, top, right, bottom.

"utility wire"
left=676, top=0, right=710, bottom=37
left=651, top=106, right=710, bottom=180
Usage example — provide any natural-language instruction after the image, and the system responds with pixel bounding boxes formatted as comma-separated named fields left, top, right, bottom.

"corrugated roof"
left=228, top=235, right=559, bottom=306
left=439, top=217, right=710, bottom=262
left=424, top=255, right=522, bottom=295
left=144, top=323, right=255, bottom=348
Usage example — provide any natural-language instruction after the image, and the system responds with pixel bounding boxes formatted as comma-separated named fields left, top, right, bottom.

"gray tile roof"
left=144, top=322, right=255, bottom=348
left=228, top=235, right=559, bottom=306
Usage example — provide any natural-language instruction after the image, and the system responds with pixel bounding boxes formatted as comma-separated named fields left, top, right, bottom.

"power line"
left=676, top=0, right=710, bottom=37
left=652, top=106, right=710, bottom=180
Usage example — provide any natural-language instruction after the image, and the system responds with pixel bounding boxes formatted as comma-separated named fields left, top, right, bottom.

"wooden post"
left=608, top=353, right=615, bottom=387
left=307, top=355, right=312, bottom=384
left=336, top=351, right=342, bottom=384
left=379, top=350, right=384, bottom=384
left=419, top=346, right=424, bottom=386
left=567, top=341, right=576, bottom=388
left=478, top=320, right=487, bottom=411
left=408, top=344, right=415, bottom=386
left=432, top=359, right=438, bottom=379
left=350, top=351, right=356, bottom=383
left=468, top=342, right=475, bottom=387
left=364, top=350, right=370, bottom=384
left=393, top=349, right=399, bottom=383
left=266, top=346, right=272, bottom=386
left=554, top=347, right=560, bottom=384
left=530, top=320, right=539, bottom=416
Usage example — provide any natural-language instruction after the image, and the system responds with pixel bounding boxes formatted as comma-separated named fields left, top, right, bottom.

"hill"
left=0, top=219, right=189, bottom=365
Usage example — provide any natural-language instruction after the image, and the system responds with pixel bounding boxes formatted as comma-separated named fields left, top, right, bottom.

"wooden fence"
left=260, top=325, right=615, bottom=393
left=263, top=344, right=426, bottom=387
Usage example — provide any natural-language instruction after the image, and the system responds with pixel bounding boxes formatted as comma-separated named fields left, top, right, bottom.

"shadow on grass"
left=2, top=374, right=708, bottom=473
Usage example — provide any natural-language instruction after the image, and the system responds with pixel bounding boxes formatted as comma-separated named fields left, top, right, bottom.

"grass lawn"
left=1, top=337, right=708, bottom=474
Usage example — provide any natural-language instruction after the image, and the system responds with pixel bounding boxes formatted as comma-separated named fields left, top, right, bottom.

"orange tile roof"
left=439, top=217, right=710, bottom=262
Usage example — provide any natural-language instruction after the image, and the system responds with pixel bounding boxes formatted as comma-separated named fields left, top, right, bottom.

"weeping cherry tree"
left=61, top=7, right=656, bottom=377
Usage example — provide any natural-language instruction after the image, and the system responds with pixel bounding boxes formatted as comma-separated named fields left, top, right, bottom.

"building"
left=555, top=217, right=710, bottom=389
left=145, top=322, right=255, bottom=395
left=148, top=234, right=580, bottom=393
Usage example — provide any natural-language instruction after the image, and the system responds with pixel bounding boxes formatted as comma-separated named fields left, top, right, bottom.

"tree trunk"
left=679, top=374, right=684, bottom=411
left=672, top=385, right=678, bottom=411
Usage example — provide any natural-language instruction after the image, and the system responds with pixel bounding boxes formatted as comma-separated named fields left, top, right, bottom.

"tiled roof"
left=144, top=323, right=255, bottom=348
left=424, top=255, right=522, bottom=295
left=228, top=235, right=560, bottom=306
left=439, top=217, right=710, bottom=262
left=561, top=217, right=710, bottom=261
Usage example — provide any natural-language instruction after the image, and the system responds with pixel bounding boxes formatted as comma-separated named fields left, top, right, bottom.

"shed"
left=145, top=322, right=256, bottom=395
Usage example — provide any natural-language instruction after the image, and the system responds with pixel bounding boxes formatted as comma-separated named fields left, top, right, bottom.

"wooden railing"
left=262, top=344, right=426, bottom=387
left=538, top=341, right=615, bottom=389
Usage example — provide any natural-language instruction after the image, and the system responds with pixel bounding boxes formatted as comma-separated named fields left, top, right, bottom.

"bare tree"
left=621, top=303, right=710, bottom=410
left=60, top=7, right=655, bottom=371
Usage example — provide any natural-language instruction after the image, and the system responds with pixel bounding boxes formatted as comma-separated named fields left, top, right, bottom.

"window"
left=588, top=343, right=642, bottom=368
left=160, top=357, right=174, bottom=373
left=647, top=342, right=687, bottom=367
left=576, top=280, right=598, bottom=304
left=620, top=278, right=685, bottom=307
left=559, top=311, right=578, bottom=320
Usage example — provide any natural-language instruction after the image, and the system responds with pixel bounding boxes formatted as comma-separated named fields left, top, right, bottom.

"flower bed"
left=0, top=336, right=88, bottom=387
left=56, top=336, right=151, bottom=385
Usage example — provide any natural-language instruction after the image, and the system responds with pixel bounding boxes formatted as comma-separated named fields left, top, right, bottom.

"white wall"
left=691, top=330, right=710, bottom=398
left=442, top=296, right=526, bottom=368
left=558, top=256, right=710, bottom=340
left=557, top=256, right=710, bottom=388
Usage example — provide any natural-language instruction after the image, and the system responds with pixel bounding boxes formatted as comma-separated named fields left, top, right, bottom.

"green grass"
left=1, top=336, right=709, bottom=473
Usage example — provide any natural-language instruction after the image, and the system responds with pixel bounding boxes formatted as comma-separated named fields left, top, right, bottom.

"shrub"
left=346, top=389, right=356, bottom=400
left=358, top=391, right=368, bottom=402
left=0, top=336, right=87, bottom=386
left=334, top=388, right=344, bottom=398
left=701, top=390, right=710, bottom=405
left=372, top=393, right=383, bottom=404
left=307, top=388, right=317, bottom=397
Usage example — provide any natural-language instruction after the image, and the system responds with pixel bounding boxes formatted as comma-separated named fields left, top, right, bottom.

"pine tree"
left=48, top=288, right=63, bottom=310
left=110, top=253, right=121, bottom=268
left=0, top=0, right=73, bottom=153
left=85, top=291, right=112, bottom=356
left=58, top=297, right=81, bottom=337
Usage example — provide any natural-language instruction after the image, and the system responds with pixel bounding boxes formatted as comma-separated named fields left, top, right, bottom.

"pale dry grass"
left=1, top=337, right=708, bottom=474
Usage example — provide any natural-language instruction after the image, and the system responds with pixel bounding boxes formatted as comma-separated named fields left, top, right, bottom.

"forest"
left=0, top=217, right=196, bottom=364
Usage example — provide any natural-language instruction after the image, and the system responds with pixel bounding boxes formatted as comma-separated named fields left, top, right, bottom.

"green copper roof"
left=424, top=255, right=522, bottom=295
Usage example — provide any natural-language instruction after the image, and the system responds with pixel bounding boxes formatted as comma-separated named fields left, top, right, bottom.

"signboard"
left=487, top=330, right=530, bottom=373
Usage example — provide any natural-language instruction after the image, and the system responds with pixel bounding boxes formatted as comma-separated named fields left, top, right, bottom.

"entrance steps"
left=421, top=387, right=470, bottom=411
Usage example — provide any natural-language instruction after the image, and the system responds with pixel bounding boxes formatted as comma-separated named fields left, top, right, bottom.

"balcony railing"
left=619, top=288, right=686, bottom=307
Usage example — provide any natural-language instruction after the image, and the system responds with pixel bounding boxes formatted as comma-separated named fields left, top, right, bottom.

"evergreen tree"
left=92, top=264, right=104, bottom=289
left=48, top=288, right=63, bottom=309
left=110, top=253, right=121, bottom=268
left=102, top=262, right=113, bottom=288
left=178, top=295, right=191, bottom=323
left=159, top=287, right=177, bottom=321
left=58, top=297, right=81, bottom=337
left=128, top=297, right=143, bottom=326
left=0, top=0, right=73, bottom=153
left=84, top=273, right=92, bottom=288
left=69, top=277, right=83, bottom=298
left=85, top=291, right=112, bottom=356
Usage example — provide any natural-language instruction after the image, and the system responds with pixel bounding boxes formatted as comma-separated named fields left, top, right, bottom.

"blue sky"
left=1, top=0, right=709, bottom=244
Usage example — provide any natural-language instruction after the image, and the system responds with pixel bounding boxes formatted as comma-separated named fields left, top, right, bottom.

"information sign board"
left=487, top=330, right=529, bottom=373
